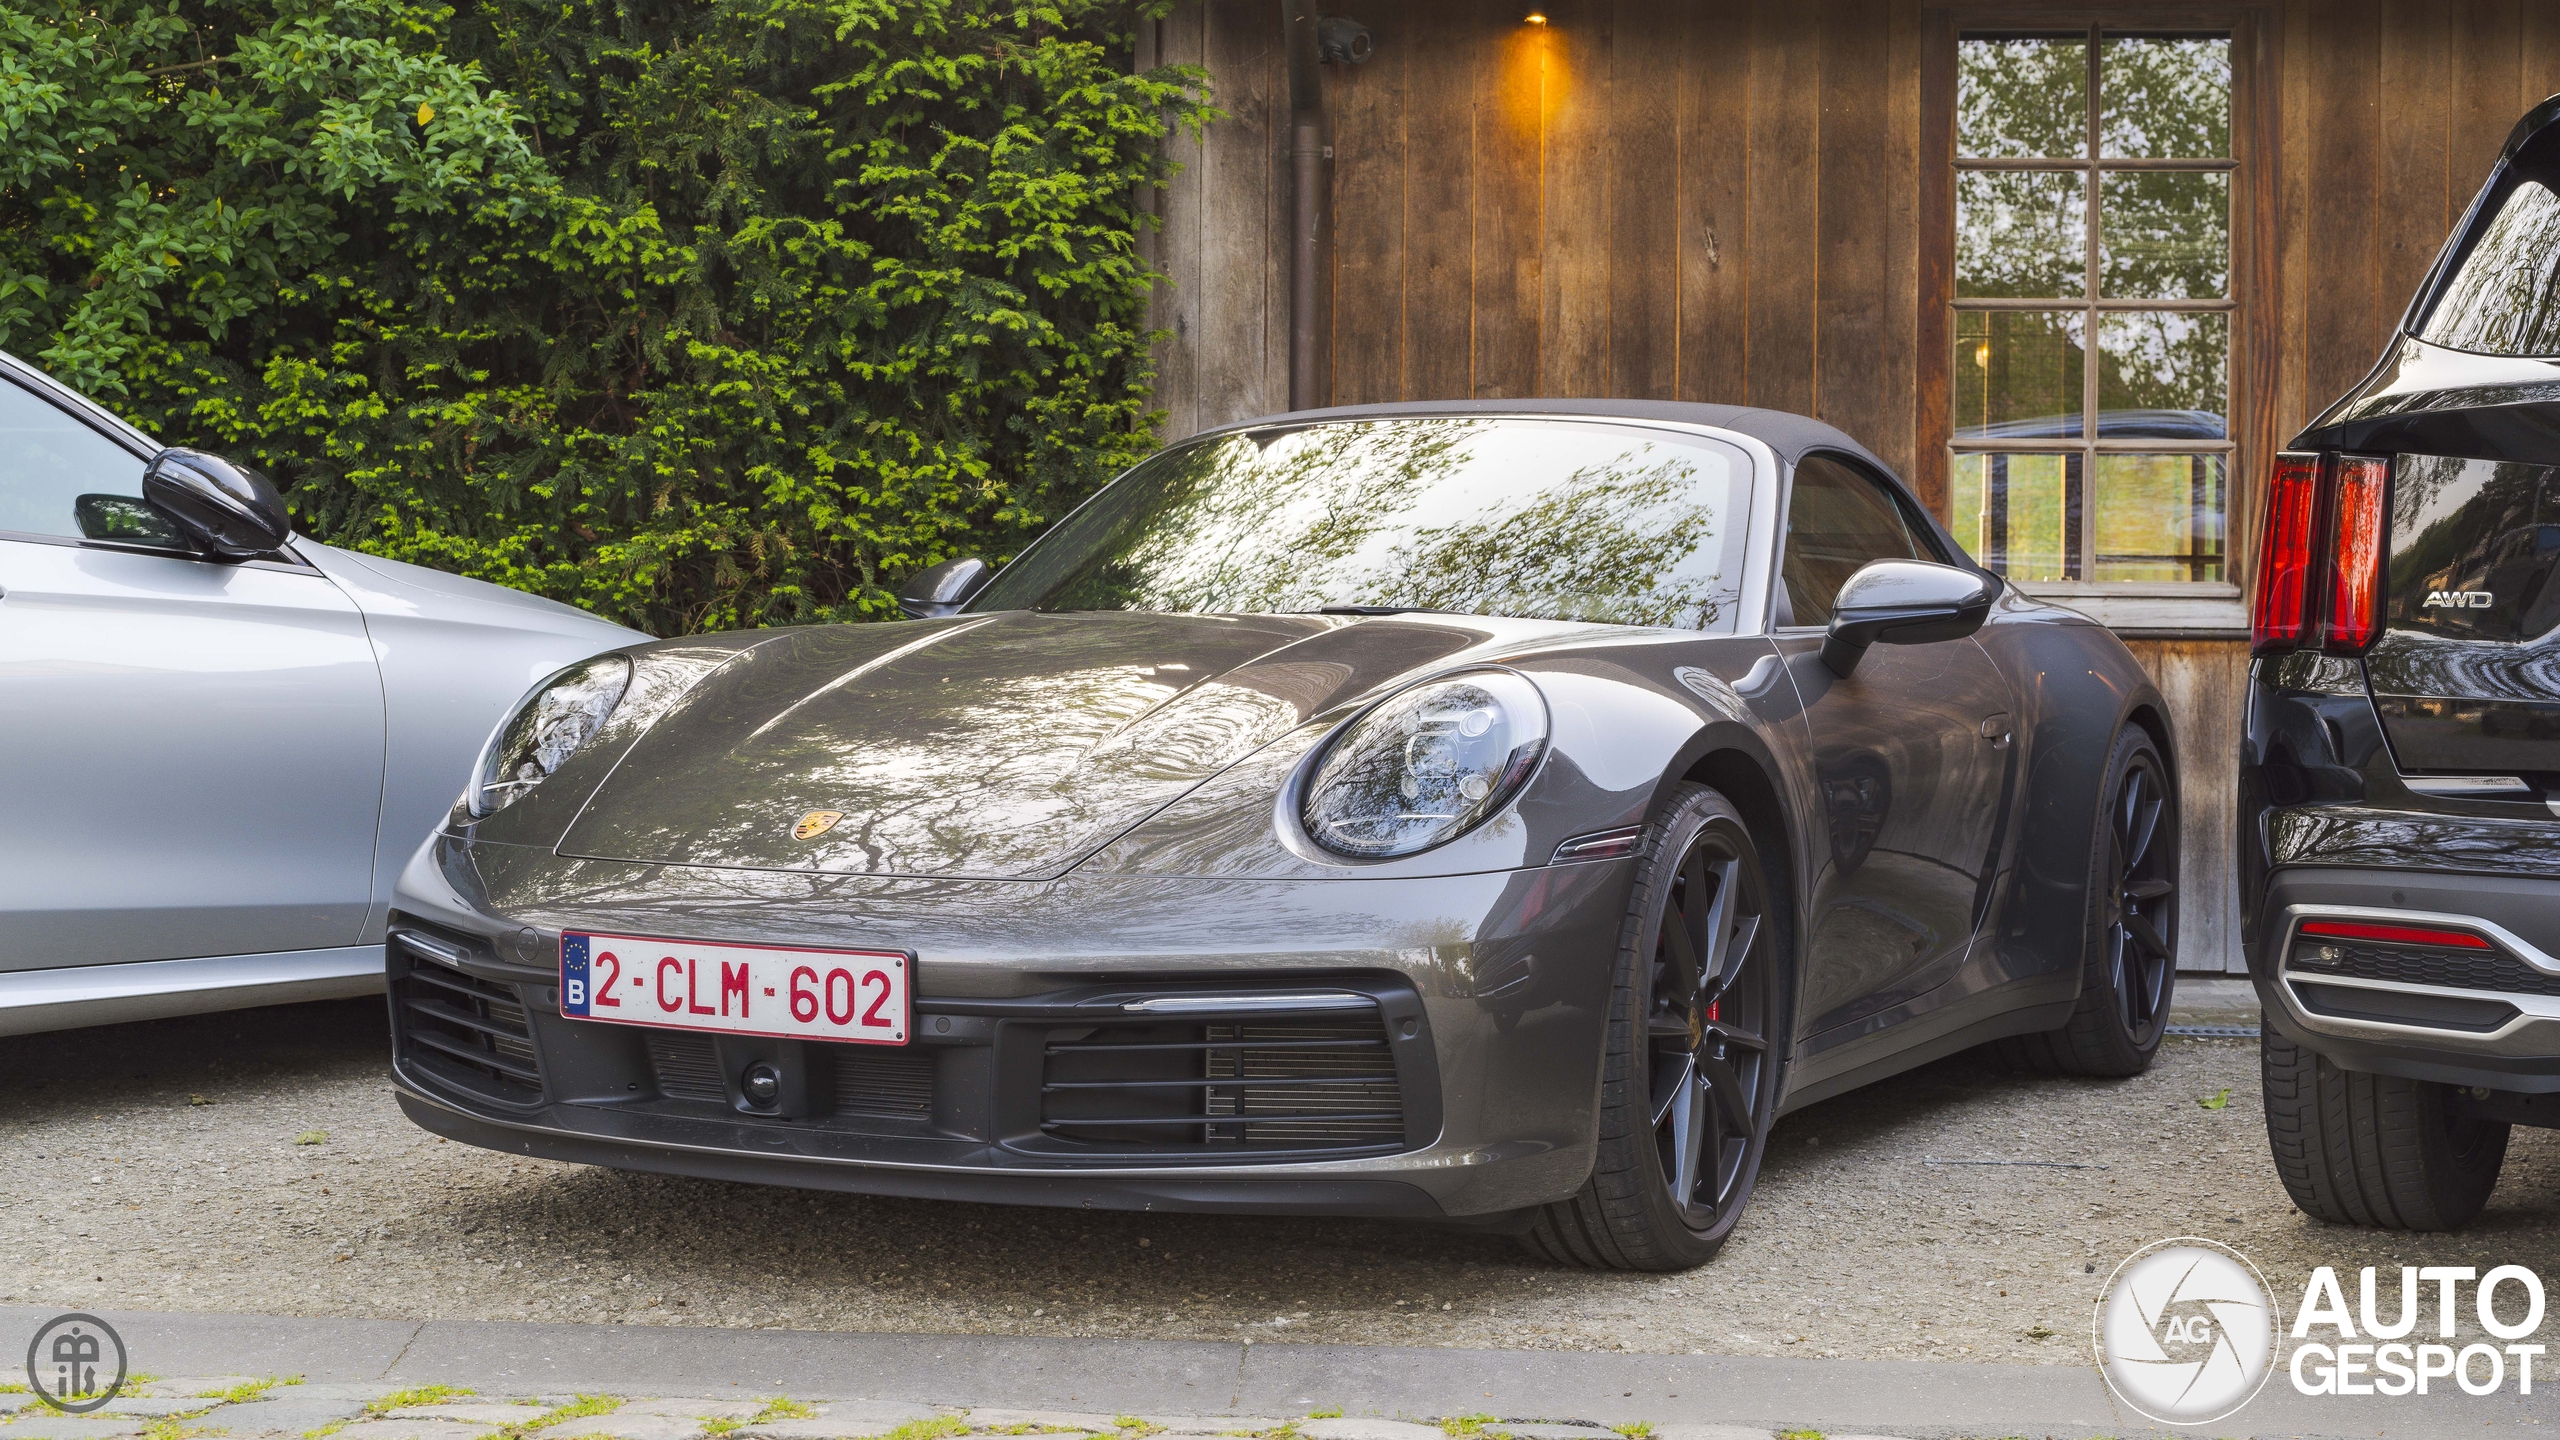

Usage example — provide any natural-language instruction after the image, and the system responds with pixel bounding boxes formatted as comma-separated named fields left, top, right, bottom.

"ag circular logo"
left=24, top=1313, right=127, bottom=1414
left=2094, top=1238, right=2278, bottom=1424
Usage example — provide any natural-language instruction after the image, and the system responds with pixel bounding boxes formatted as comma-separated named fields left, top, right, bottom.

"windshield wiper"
left=1311, top=604, right=1432, bottom=616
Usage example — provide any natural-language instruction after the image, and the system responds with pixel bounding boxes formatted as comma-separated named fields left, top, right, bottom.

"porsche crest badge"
left=792, top=810, right=844, bottom=840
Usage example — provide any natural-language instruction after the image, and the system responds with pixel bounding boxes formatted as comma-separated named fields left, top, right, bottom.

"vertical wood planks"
left=1914, top=5, right=1957, bottom=518
left=1328, top=1, right=1409, bottom=404
left=1474, top=0, right=1545, bottom=397
left=1197, top=0, right=1281, bottom=429
left=1676, top=0, right=1751, bottom=406
left=2229, top=6, right=2282, bottom=591
left=2376, top=0, right=2449, bottom=318
left=1538, top=0, right=1612, bottom=397
left=2529, top=0, right=2560, bottom=111
left=2450, top=0, right=2523, bottom=190
left=1606, top=0, right=1680, bottom=401
left=2301, top=0, right=2383, bottom=416
left=1877, top=0, right=1924, bottom=486
left=1145, top=8, right=1206, bottom=441
left=1745, top=0, right=1821, bottom=418
left=1815, top=0, right=1891, bottom=461
left=1403, top=0, right=1478, bottom=401
left=2122, top=639, right=2251, bottom=974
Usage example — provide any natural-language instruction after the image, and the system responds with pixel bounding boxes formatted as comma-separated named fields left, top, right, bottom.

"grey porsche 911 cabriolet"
left=387, top=400, right=2177, bottom=1270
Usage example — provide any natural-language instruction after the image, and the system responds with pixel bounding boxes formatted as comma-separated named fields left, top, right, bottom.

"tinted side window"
left=1781, top=456, right=1929, bottom=626
left=0, top=380, right=163, bottom=544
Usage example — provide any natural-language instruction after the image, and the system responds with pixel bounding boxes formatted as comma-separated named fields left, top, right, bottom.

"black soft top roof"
left=1203, top=397, right=1900, bottom=476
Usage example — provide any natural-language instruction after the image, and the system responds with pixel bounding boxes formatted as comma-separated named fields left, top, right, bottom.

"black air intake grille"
left=1040, top=1005, right=1404, bottom=1155
left=836, top=1047, right=936, bottom=1118
left=391, top=936, right=541, bottom=1103
left=2290, top=939, right=2560, bottom=997
left=646, top=1034, right=728, bottom=1102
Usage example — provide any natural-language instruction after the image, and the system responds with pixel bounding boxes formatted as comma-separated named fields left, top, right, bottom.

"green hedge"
left=0, top=0, right=1209, bottom=634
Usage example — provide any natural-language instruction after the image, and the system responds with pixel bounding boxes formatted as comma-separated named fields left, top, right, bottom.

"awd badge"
left=792, top=810, right=844, bottom=840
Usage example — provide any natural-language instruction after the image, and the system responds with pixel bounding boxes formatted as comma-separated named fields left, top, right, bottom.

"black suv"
left=2244, top=94, right=2560, bottom=1230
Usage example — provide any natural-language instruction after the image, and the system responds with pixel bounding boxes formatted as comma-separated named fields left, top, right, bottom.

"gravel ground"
left=5, top=995, right=2554, bottom=1365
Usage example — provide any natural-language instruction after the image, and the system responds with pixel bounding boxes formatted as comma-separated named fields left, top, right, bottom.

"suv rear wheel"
left=2262, top=1027, right=2510, bottom=1229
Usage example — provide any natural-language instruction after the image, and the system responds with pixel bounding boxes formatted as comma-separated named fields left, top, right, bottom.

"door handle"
left=1980, top=712, right=2013, bottom=748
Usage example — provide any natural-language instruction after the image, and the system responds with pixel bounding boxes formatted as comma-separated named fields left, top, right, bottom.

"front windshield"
left=970, top=417, right=1750, bottom=630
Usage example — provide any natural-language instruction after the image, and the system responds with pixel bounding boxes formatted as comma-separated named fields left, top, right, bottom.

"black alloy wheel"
left=1526, top=784, right=1785, bottom=1270
left=1646, top=814, right=1776, bottom=1230
left=2107, top=746, right=2177, bottom=1044
left=2004, top=723, right=2178, bottom=1077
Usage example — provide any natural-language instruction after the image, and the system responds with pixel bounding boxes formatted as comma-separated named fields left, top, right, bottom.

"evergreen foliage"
left=0, top=0, right=1209, bottom=633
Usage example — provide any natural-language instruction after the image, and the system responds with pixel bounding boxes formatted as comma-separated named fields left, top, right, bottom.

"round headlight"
left=1302, top=670, right=1549, bottom=858
left=470, top=655, right=632, bottom=816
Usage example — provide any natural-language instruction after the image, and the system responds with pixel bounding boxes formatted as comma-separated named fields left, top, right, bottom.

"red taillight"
left=2251, top=452, right=2325, bottom=653
left=2250, top=451, right=2391, bottom=655
left=2321, top=456, right=2389, bottom=652
left=2300, top=919, right=2492, bottom=950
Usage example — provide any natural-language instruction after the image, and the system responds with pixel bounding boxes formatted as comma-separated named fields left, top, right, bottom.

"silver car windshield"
left=971, top=417, right=1751, bottom=631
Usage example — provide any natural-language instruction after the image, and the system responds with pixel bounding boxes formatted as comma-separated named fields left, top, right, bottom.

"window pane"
left=1959, top=37, right=2088, bottom=158
left=2096, top=311, right=2228, bottom=433
left=2094, top=453, right=2227, bottom=582
left=0, top=380, right=150, bottom=541
left=2100, top=35, right=2230, bottom=158
left=2101, top=170, right=2229, bottom=298
left=2418, top=178, right=2560, bottom=357
left=1958, top=169, right=2087, bottom=298
left=1954, top=310, right=2086, bottom=439
left=1951, top=452, right=2080, bottom=581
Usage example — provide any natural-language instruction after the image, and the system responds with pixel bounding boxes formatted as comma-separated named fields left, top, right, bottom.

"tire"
left=1523, top=784, right=1786, bottom=1271
left=2262, top=1027, right=2509, bottom=1230
left=2001, top=722, right=2177, bottom=1078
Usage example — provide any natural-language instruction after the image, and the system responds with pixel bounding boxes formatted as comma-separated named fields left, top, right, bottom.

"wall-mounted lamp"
left=1523, top=11, right=1549, bottom=23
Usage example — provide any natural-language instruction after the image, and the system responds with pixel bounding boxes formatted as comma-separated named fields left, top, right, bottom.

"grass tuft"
left=197, top=1378, right=298, bottom=1404
left=751, top=1398, right=817, bottom=1425
left=1611, top=1425, right=1653, bottom=1439
left=876, top=1418, right=968, bottom=1440
left=1303, top=1410, right=1343, bottom=1422
left=366, top=1386, right=475, bottom=1416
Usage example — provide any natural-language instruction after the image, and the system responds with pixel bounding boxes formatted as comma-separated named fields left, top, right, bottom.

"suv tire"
left=2262, top=1026, right=2509, bottom=1230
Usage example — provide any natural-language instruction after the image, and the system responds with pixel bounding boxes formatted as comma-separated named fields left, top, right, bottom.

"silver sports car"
left=0, top=351, right=642, bottom=1034
left=388, top=402, right=2177, bottom=1269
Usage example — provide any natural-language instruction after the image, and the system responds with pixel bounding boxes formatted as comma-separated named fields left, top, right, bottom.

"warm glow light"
left=1523, top=11, right=1548, bottom=23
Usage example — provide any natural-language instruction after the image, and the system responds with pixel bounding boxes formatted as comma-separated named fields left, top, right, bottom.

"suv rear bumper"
left=2252, top=866, right=2560, bottom=1093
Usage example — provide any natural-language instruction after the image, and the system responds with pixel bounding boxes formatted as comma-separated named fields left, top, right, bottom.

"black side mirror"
left=1821, top=559, right=1997, bottom=677
left=897, top=556, right=992, bottom=619
left=141, top=448, right=291, bottom=560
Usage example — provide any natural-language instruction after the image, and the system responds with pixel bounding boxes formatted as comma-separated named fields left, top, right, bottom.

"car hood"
left=556, top=610, right=1496, bottom=879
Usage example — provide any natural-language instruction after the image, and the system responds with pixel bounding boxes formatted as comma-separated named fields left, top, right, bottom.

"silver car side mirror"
left=897, top=556, right=992, bottom=619
left=1821, top=559, right=1997, bottom=677
left=141, top=448, right=291, bottom=560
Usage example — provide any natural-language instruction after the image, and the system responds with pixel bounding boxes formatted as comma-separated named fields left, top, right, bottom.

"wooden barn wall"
left=1141, top=0, right=1930, bottom=472
left=1137, top=1, right=2560, bottom=974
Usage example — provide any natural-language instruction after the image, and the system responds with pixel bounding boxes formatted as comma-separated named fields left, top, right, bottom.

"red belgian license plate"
left=559, top=931, right=910, bottom=1045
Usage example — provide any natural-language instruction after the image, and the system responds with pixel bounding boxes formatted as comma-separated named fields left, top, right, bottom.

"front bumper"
left=387, top=836, right=1633, bottom=1217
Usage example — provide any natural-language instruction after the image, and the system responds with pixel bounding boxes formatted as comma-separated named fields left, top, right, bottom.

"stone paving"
left=0, top=1381, right=1897, bottom=1440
